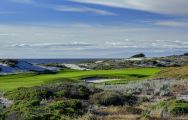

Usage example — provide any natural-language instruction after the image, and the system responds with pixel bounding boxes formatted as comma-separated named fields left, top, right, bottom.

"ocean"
left=22, top=59, right=109, bottom=64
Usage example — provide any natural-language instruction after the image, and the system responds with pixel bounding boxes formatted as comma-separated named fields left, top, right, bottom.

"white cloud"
left=50, top=5, right=117, bottom=16
left=104, top=38, right=188, bottom=49
left=70, top=0, right=188, bottom=15
left=9, top=42, right=93, bottom=48
left=154, top=20, right=188, bottom=28
left=0, top=24, right=187, bottom=58
left=10, top=0, right=116, bottom=16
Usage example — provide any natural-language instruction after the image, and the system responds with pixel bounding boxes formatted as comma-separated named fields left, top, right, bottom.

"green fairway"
left=0, top=68, right=161, bottom=91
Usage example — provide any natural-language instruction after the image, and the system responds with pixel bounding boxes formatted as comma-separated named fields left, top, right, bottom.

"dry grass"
left=171, top=84, right=188, bottom=93
left=75, top=113, right=96, bottom=120
left=94, top=106, right=141, bottom=120
left=97, top=114, right=140, bottom=120
left=96, top=106, right=129, bottom=114
left=159, top=66, right=188, bottom=80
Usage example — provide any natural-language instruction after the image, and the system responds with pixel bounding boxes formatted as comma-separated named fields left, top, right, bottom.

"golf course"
left=0, top=68, right=160, bottom=91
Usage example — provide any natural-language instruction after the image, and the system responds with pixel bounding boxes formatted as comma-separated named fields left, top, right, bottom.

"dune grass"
left=0, top=68, right=161, bottom=91
left=159, top=66, right=188, bottom=80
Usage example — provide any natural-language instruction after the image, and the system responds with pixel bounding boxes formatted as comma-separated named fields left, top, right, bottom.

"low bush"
left=5, top=87, right=53, bottom=101
left=5, top=83, right=97, bottom=102
left=1, top=82, right=101, bottom=120
left=3, top=97, right=87, bottom=120
left=61, top=85, right=91, bottom=99
left=90, top=91, right=125, bottom=106
left=170, top=100, right=188, bottom=115
left=48, top=99, right=85, bottom=116
left=0, top=104, right=4, bottom=120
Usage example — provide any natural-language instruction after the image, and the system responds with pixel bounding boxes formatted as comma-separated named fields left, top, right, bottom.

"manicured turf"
left=0, top=68, right=161, bottom=91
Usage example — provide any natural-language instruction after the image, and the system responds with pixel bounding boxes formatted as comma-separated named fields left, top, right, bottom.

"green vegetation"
left=0, top=82, right=137, bottom=120
left=153, top=100, right=188, bottom=116
left=0, top=67, right=162, bottom=120
left=90, top=91, right=124, bottom=106
left=170, top=100, right=188, bottom=115
left=0, top=83, right=95, bottom=120
left=90, top=91, right=137, bottom=106
left=2, top=83, right=92, bottom=120
left=0, top=68, right=160, bottom=91
left=2, top=65, right=188, bottom=119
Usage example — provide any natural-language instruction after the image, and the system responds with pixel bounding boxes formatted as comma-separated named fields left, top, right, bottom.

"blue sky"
left=0, top=0, right=188, bottom=58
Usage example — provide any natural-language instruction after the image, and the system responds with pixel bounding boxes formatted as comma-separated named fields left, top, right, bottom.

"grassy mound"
left=159, top=66, right=188, bottom=80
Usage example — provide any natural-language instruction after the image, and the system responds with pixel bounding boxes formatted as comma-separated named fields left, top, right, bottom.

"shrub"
left=2, top=82, right=100, bottom=120
left=48, top=99, right=85, bottom=116
left=57, top=84, right=91, bottom=100
left=5, top=83, right=93, bottom=102
left=90, top=91, right=124, bottom=106
left=170, top=100, right=188, bottom=115
left=4, top=99, right=84, bottom=120
left=55, top=91, right=66, bottom=98
left=5, top=87, right=53, bottom=101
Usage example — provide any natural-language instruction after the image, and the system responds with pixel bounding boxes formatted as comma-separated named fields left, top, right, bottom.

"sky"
left=0, top=0, right=188, bottom=58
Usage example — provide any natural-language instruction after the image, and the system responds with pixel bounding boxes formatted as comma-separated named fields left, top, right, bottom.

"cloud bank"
left=11, top=0, right=116, bottom=16
left=70, top=0, right=188, bottom=15
left=10, top=42, right=93, bottom=48
left=154, top=20, right=188, bottom=28
left=52, top=5, right=117, bottom=16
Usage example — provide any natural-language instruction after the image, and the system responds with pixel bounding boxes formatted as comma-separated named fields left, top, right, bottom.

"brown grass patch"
left=94, top=106, right=142, bottom=120
left=159, top=66, right=188, bottom=80
left=97, top=114, right=140, bottom=120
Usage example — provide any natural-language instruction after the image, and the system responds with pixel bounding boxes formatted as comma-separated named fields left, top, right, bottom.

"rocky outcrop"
left=183, top=53, right=188, bottom=56
left=130, top=53, right=146, bottom=58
